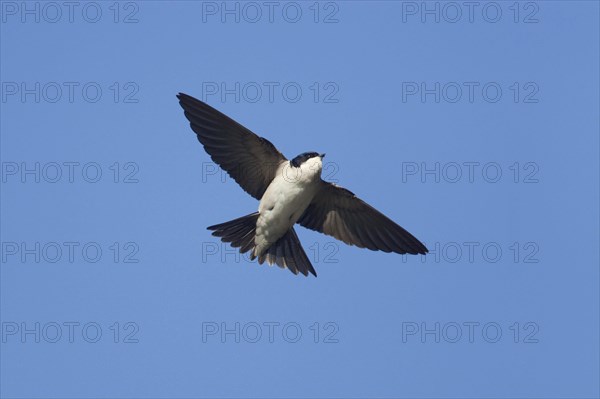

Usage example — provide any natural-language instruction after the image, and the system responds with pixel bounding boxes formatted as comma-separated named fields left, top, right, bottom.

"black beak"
left=319, top=153, right=326, bottom=158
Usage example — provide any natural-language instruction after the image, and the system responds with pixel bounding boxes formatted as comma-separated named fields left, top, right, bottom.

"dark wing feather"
left=298, top=182, right=428, bottom=255
left=177, top=93, right=287, bottom=200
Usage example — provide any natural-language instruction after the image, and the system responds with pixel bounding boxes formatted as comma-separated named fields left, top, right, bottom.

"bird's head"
left=290, top=152, right=325, bottom=168
left=288, top=152, right=325, bottom=181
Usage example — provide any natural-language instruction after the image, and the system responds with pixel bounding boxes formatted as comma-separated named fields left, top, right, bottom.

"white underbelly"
left=254, top=176, right=317, bottom=255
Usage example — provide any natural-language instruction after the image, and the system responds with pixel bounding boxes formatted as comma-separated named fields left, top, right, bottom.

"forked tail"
left=207, top=212, right=316, bottom=277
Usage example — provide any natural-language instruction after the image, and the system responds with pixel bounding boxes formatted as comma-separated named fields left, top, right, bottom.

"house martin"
left=177, top=93, right=428, bottom=277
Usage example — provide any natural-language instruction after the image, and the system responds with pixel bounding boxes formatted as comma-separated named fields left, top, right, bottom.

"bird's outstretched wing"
left=298, top=182, right=428, bottom=255
left=177, top=93, right=287, bottom=200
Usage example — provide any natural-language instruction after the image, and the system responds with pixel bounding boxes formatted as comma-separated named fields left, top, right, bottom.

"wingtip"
left=176, top=92, right=191, bottom=101
left=414, top=244, right=428, bottom=255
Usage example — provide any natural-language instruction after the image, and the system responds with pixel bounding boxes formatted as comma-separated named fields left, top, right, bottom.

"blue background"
left=1, top=1, right=599, bottom=398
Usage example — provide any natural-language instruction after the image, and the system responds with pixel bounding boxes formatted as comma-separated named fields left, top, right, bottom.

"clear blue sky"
left=1, top=1, right=598, bottom=398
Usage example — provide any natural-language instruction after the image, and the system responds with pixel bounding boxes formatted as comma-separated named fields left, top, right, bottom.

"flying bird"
left=177, top=93, right=427, bottom=277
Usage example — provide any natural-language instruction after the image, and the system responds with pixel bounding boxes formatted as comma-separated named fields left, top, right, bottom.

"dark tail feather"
left=208, top=212, right=260, bottom=250
left=208, top=213, right=316, bottom=277
left=259, top=228, right=317, bottom=277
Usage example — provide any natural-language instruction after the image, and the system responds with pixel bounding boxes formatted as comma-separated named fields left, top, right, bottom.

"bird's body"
left=177, top=92, right=428, bottom=277
left=255, top=157, right=323, bottom=257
